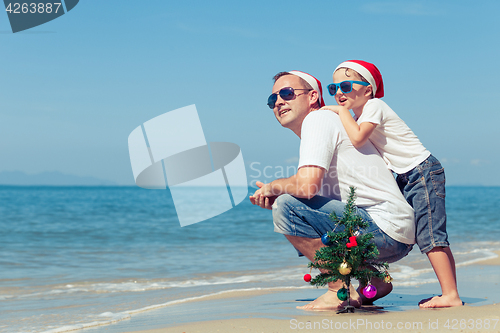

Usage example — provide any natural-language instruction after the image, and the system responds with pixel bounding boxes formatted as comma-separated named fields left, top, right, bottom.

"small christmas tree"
left=305, top=187, right=391, bottom=313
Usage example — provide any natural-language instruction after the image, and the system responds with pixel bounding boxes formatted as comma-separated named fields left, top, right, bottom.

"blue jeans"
left=396, top=155, right=449, bottom=254
left=272, top=194, right=413, bottom=264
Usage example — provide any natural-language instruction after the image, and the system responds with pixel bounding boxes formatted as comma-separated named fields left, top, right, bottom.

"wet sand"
left=84, top=253, right=500, bottom=333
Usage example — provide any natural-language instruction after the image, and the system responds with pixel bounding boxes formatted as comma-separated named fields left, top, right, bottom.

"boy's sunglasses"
left=267, top=87, right=312, bottom=109
left=327, top=80, right=370, bottom=95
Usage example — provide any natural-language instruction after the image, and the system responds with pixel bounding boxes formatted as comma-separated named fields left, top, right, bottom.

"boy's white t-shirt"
left=298, top=110, right=415, bottom=245
left=357, top=98, right=430, bottom=174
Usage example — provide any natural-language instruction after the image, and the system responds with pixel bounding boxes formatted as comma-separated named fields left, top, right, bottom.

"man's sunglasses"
left=267, top=87, right=312, bottom=109
left=327, top=80, right=370, bottom=95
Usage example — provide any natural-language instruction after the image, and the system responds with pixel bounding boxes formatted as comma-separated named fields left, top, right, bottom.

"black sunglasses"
left=267, top=87, right=312, bottom=109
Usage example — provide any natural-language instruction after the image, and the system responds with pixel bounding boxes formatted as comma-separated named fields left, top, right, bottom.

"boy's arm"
left=321, top=105, right=377, bottom=148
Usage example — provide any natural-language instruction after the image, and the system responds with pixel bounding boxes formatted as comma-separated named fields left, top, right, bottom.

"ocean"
left=1, top=186, right=499, bottom=332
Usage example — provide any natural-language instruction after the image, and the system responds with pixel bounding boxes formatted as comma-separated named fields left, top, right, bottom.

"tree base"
left=336, top=305, right=356, bottom=314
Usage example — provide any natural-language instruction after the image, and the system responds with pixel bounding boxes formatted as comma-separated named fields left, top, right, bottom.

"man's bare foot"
left=297, top=289, right=361, bottom=311
left=419, top=294, right=463, bottom=308
left=357, top=280, right=393, bottom=305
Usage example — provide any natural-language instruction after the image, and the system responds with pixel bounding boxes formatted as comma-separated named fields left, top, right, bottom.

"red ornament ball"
left=303, top=274, right=312, bottom=282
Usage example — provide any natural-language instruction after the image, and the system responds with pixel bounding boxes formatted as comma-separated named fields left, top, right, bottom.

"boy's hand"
left=320, top=105, right=342, bottom=114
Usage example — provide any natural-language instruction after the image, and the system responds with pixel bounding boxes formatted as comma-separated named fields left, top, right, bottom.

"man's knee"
left=274, top=194, right=295, bottom=210
left=273, top=194, right=300, bottom=219
left=272, top=194, right=296, bottom=234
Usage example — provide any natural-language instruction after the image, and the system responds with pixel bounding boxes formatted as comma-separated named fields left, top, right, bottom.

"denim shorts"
left=396, top=154, right=449, bottom=254
left=272, top=194, right=413, bottom=264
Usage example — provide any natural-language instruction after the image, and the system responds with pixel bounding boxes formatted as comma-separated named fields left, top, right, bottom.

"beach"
left=3, top=0, right=500, bottom=331
left=128, top=304, right=500, bottom=333
left=80, top=253, right=500, bottom=333
left=1, top=186, right=500, bottom=333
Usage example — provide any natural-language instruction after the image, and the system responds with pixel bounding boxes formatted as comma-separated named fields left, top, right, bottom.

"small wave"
left=41, top=312, right=131, bottom=333
left=125, top=285, right=310, bottom=315
left=388, top=247, right=499, bottom=286
left=9, top=248, right=498, bottom=302
left=38, top=286, right=309, bottom=333
left=393, top=278, right=438, bottom=286
left=6, top=267, right=306, bottom=300
left=455, top=250, right=498, bottom=267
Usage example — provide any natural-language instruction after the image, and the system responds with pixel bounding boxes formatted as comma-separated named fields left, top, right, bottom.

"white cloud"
left=441, top=158, right=460, bottom=165
left=470, top=159, right=490, bottom=166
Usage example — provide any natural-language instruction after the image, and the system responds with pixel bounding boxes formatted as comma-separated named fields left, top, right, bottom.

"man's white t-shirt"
left=357, top=99, right=430, bottom=174
left=298, top=110, right=415, bottom=245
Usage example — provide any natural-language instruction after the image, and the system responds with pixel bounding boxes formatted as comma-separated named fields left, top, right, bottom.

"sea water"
left=0, top=186, right=499, bottom=332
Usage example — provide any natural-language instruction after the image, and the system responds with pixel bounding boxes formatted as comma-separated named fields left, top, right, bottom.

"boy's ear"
left=365, top=85, right=374, bottom=98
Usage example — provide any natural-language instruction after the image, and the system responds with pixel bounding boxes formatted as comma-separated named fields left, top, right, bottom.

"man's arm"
left=250, top=110, right=337, bottom=210
left=250, top=165, right=325, bottom=210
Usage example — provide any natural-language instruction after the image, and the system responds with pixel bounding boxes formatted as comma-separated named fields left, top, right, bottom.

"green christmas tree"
left=307, top=187, right=391, bottom=312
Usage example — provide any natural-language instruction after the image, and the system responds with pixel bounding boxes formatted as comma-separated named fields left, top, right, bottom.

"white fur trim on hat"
left=288, top=70, right=325, bottom=107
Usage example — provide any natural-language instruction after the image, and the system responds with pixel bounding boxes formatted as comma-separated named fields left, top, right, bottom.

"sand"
left=87, top=252, right=500, bottom=333
left=130, top=304, right=500, bottom=333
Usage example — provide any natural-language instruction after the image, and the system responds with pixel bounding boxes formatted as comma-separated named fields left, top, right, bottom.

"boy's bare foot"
left=357, top=280, right=393, bottom=305
left=419, top=294, right=463, bottom=308
left=297, top=289, right=362, bottom=311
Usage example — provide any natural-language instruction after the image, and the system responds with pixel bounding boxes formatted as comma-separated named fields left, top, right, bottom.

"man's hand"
left=249, top=181, right=277, bottom=210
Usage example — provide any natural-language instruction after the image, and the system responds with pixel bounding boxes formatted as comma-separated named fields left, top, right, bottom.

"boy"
left=322, top=60, right=462, bottom=308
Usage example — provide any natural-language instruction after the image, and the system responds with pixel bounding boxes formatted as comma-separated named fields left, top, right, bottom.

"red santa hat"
left=288, top=70, right=325, bottom=107
left=334, top=60, right=384, bottom=98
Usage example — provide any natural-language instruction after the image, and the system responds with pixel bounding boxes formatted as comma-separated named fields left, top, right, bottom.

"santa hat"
left=288, top=70, right=325, bottom=107
left=334, top=60, right=384, bottom=98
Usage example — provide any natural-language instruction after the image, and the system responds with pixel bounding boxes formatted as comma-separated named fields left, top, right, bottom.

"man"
left=250, top=71, right=415, bottom=310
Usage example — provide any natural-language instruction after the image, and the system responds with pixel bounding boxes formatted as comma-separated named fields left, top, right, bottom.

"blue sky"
left=1, top=0, right=499, bottom=186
